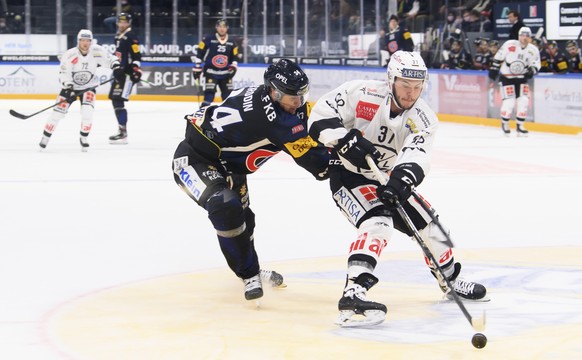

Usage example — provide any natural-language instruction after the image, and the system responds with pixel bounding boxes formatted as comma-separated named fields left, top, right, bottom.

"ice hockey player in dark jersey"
left=193, top=19, right=239, bottom=108
left=108, top=12, right=142, bottom=144
left=172, top=59, right=330, bottom=301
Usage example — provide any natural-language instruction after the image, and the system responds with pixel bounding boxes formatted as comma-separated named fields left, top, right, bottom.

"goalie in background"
left=39, top=29, right=121, bottom=151
left=308, top=51, right=488, bottom=328
left=192, top=19, right=239, bottom=108
left=108, top=12, right=142, bottom=145
left=489, top=27, right=540, bottom=136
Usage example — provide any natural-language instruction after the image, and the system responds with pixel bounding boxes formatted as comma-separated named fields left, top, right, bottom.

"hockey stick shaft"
left=9, top=77, right=115, bottom=120
left=410, top=191, right=454, bottom=248
left=365, top=156, right=486, bottom=331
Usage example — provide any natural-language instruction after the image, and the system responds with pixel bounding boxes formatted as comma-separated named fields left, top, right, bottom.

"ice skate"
left=335, top=273, right=387, bottom=327
left=79, top=136, right=90, bottom=152
left=109, top=126, right=128, bottom=144
left=39, top=135, right=50, bottom=150
left=243, top=274, right=263, bottom=301
left=260, top=269, right=286, bottom=288
left=501, top=122, right=511, bottom=136
left=433, top=262, right=489, bottom=302
left=516, top=123, right=529, bottom=137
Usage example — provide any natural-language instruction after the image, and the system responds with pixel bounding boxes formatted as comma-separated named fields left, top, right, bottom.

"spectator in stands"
left=441, top=10, right=462, bottom=41
left=540, top=40, right=569, bottom=74
left=508, top=10, right=525, bottom=40
left=566, top=40, right=582, bottom=73
left=11, top=15, right=24, bottom=33
left=380, top=14, right=414, bottom=67
left=442, top=38, right=473, bottom=70
left=473, top=38, right=492, bottom=70
left=0, top=16, right=11, bottom=34
left=488, top=40, right=499, bottom=68
left=461, top=9, right=481, bottom=33
left=104, top=0, right=132, bottom=33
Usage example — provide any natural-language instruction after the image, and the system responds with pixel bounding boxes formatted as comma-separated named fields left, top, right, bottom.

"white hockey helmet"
left=386, top=50, right=428, bottom=91
left=77, top=29, right=93, bottom=42
left=518, top=27, right=532, bottom=37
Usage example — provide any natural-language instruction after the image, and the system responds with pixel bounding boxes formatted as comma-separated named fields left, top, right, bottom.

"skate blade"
left=109, top=139, right=128, bottom=145
left=444, top=293, right=491, bottom=302
left=273, top=282, right=287, bottom=289
left=81, top=148, right=88, bottom=153
left=335, top=310, right=386, bottom=328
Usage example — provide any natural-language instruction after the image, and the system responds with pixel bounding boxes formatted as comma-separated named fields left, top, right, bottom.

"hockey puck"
left=471, top=333, right=487, bottom=349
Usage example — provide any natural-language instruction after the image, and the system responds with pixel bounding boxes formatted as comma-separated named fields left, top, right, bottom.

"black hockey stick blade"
left=9, top=109, right=32, bottom=120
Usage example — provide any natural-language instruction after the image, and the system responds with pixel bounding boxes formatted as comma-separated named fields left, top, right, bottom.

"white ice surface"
left=1, top=99, right=581, bottom=359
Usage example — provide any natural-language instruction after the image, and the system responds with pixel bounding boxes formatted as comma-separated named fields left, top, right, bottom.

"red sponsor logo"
left=508, top=45, right=516, bottom=52
left=355, top=101, right=379, bottom=121
left=358, top=185, right=378, bottom=201
left=72, top=57, right=78, bottom=65
left=291, top=124, right=304, bottom=134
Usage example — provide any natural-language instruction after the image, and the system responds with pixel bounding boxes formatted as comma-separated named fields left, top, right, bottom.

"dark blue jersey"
left=196, top=33, right=239, bottom=79
left=114, top=27, right=141, bottom=71
left=186, top=85, right=329, bottom=179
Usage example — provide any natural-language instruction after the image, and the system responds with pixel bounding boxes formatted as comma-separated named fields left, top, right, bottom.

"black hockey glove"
left=112, top=65, right=125, bottom=83
left=488, top=61, right=500, bottom=81
left=192, top=65, right=203, bottom=80
left=130, top=64, right=142, bottom=83
left=376, top=164, right=423, bottom=209
left=227, top=63, right=238, bottom=78
left=335, top=128, right=380, bottom=170
left=524, top=66, right=537, bottom=80
left=61, top=83, right=77, bottom=100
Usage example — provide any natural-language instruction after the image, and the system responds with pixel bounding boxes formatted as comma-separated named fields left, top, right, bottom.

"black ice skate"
left=39, top=131, right=51, bottom=150
left=335, top=273, right=387, bottom=327
left=80, top=132, right=90, bottom=152
left=260, top=269, right=286, bottom=288
left=501, top=122, right=511, bottom=136
left=243, top=274, right=263, bottom=300
left=109, top=126, right=128, bottom=144
left=432, top=262, right=489, bottom=302
left=516, top=123, right=529, bottom=137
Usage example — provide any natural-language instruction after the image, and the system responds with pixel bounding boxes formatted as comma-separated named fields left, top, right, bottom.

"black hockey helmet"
left=264, top=58, right=309, bottom=100
left=566, top=40, right=578, bottom=50
left=488, top=39, right=499, bottom=47
left=118, top=12, right=132, bottom=23
left=216, top=18, right=228, bottom=27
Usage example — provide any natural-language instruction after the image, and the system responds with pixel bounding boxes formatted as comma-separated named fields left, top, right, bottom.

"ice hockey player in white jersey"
left=39, top=29, right=123, bottom=151
left=308, top=51, right=488, bottom=327
left=489, top=27, right=540, bottom=136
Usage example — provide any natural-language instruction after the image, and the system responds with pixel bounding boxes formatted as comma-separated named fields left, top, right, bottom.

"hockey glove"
left=335, top=129, right=380, bottom=170
left=130, top=64, right=142, bottom=83
left=62, top=88, right=77, bottom=99
left=524, top=66, right=537, bottom=80
left=376, top=163, right=423, bottom=209
left=488, top=61, right=500, bottom=81
left=192, top=65, right=203, bottom=80
left=112, top=65, right=125, bottom=83
left=227, top=63, right=238, bottom=78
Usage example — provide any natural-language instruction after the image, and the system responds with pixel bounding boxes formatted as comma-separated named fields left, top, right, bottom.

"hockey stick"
left=365, top=156, right=486, bottom=332
left=9, top=77, right=115, bottom=120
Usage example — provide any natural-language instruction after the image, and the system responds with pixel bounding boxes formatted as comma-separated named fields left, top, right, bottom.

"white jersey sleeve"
left=308, top=79, right=387, bottom=147
left=309, top=79, right=438, bottom=183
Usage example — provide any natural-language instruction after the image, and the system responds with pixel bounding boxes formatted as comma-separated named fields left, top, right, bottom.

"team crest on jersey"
left=212, top=54, right=229, bottom=68
left=355, top=101, right=380, bottom=121
left=245, top=149, right=279, bottom=172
